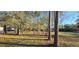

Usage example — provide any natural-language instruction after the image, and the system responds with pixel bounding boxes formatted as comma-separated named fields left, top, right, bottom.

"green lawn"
left=0, top=31, right=53, bottom=47
left=59, top=32, right=79, bottom=47
left=0, top=31, right=79, bottom=47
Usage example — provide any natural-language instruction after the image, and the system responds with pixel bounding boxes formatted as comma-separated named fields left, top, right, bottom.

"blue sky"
left=34, top=11, right=79, bottom=27
left=37, top=11, right=79, bottom=25
left=60, top=11, right=79, bottom=25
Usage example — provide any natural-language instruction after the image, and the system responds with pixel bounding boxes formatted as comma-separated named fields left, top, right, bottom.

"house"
left=0, top=27, right=4, bottom=33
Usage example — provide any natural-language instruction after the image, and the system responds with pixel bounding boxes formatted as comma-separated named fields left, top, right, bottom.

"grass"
left=0, top=31, right=53, bottom=47
left=59, top=32, right=79, bottom=47
left=0, top=31, right=79, bottom=47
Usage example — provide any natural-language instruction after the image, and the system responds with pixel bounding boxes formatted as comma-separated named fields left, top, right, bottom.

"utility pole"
left=54, top=11, right=59, bottom=47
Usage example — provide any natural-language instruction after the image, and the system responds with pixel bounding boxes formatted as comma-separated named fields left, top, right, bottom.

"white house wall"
left=0, top=27, right=4, bottom=33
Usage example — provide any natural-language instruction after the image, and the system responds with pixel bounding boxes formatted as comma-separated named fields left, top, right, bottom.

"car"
left=6, top=27, right=15, bottom=31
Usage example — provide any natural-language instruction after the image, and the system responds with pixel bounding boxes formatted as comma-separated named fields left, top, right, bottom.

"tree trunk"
left=54, top=11, right=59, bottom=47
left=17, top=28, right=20, bottom=35
left=3, top=25, right=7, bottom=34
left=48, top=11, right=51, bottom=40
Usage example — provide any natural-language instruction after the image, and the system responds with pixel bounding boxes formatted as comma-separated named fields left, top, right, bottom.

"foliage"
left=76, top=18, right=79, bottom=29
left=59, top=24, right=77, bottom=32
left=0, top=11, right=51, bottom=34
left=0, top=11, right=34, bottom=34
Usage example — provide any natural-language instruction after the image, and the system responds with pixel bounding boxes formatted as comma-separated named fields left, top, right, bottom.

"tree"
left=53, top=11, right=64, bottom=46
left=31, top=11, right=40, bottom=34
left=36, top=16, right=49, bottom=35
left=0, top=11, right=33, bottom=35
left=12, top=11, right=33, bottom=35
left=54, top=11, right=59, bottom=47
left=75, top=18, right=79, bottom=32
left=48, top=11, right=51, bottom=40
left=0, top=12, right=11, bottom=34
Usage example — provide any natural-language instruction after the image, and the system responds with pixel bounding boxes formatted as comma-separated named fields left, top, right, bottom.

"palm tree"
left=54, top=11, right=59, bottom=47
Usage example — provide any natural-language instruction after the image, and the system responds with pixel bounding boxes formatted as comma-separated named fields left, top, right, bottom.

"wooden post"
left=48, top=11, right=51, bottom=40
left=54, top=11, right=59, bottom=47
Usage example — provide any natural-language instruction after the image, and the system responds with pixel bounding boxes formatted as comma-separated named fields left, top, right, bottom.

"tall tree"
left=54, top=11, right=59, bottom=47
left=31, top=11, right=40, bottom=34
left=48, top=11, right=51, bottom=40
left=37, top=16, right=49, bottom=35
left=0, top=12, right=11, bottom=34
left=12, top=11, right=33, bottom=35
left=0, top=11, right=33, bottom=35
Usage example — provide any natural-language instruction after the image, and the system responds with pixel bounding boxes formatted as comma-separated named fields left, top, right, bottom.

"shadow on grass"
left=0, top=42, right=54, bottom=47
left=5, top=33, right=48, bottom=36
left=0, top=37, right=48, bottom=40
left=0, top=33, right=53, bottom=47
